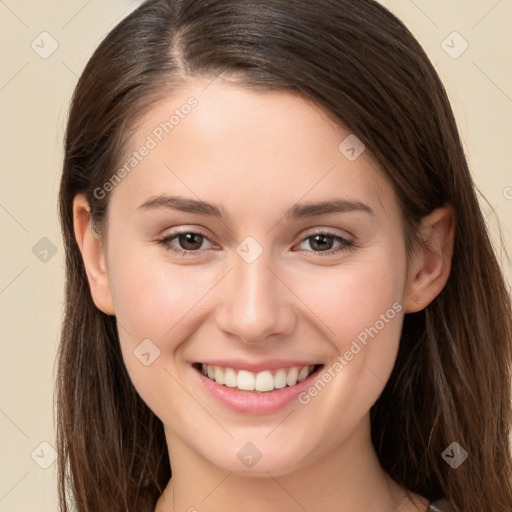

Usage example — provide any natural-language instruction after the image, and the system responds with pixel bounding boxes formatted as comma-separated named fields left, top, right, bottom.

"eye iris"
left=311, top=234, right=334, bottom=251
left=179, top=233, right=203, bottom=250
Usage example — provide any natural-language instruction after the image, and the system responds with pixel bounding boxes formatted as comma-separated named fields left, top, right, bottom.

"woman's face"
left=100, top=76, right=413, bottom=475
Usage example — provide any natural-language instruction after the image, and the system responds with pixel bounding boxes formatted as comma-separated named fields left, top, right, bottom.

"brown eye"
left=176, top=232, right=204, bottom=251
left=309, top=234, right=335, bottom=251
left=157, top=230, right=214, bottom=255
left=297, top=231, right=354, bottom=256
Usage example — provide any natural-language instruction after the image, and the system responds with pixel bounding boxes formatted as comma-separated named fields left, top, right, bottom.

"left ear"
left=404, top=205, right=456, bottom=313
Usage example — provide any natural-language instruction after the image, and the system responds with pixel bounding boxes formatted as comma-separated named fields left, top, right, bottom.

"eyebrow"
left=137, top=194, right=375, bottom=219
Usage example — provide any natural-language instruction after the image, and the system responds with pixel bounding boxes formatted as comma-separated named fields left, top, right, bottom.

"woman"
left=56, top=1, right=512, bottom=511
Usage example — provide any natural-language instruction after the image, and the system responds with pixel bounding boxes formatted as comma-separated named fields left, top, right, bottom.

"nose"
left=215, top=250, right=297, bottom=346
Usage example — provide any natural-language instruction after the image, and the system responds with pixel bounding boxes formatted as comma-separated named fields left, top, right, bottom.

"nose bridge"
left=216, top=247, right=295, bottom=344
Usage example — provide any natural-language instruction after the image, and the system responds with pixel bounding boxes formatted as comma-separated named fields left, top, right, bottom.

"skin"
left=73, top=76, right=455, bottom=512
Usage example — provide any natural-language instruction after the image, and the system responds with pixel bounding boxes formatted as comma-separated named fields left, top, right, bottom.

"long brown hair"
left=56, top=1, right=512, bottom=511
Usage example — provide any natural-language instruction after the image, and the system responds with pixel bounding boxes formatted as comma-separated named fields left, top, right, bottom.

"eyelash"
left=156, top=228, right=355, bottom=257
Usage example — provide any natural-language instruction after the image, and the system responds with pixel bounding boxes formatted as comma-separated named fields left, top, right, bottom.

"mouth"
left=192, top=362, right=324, bottom=393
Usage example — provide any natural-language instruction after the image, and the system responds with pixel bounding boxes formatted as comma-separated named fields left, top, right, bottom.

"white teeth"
left=297, top=366, right=310, bottom=382
left=200, top=363, right=318, bottom=392
left=255, top=371, right=274, bottom=392
left=286, top=367, right=299, bottom=386
left=214, top=366, right=225, bottom=385
left=224, top=368, right=237, bottom=388
left=237, top=370, right=255, bottom=390
left=274, top=369, right=287, bottom=389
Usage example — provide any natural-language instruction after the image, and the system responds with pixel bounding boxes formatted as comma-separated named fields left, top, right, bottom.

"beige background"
left=0, top=1, right=511, bottom=510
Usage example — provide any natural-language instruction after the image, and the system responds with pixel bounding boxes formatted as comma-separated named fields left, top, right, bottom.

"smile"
left=193, top=363, right=323, bottom=393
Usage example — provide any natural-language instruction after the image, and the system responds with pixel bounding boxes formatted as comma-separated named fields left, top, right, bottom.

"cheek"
left=294, top=248, right=406, bottom=347
left=289, top=248, right=407, bottom=435
left=290, top=248, right=406, bottom=407
left=109, top=253, right=207, bottom=342
left=106, top=248, right=211, bottom=416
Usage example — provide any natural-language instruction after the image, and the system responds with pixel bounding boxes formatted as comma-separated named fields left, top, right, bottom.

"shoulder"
left=428, top=499, right=452, bottom=511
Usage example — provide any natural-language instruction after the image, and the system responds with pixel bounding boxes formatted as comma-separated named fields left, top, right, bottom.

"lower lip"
left=191, top=364, right=324, bottom=415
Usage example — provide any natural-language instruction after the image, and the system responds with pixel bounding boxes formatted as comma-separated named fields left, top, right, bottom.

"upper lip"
left=194, top=359, right=323, bottom=373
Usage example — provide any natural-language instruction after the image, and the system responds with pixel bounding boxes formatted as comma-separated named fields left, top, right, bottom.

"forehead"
left=107, top=77, right=397, bottom=224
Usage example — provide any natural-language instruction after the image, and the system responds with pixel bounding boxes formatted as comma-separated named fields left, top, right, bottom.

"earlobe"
left=72, top=194, right=115, bottom=315
left=404, top=205, right=456, bottom=313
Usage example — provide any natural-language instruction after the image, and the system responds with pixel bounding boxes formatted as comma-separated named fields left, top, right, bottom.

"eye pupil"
left=180, top=233, right=203, bottom=250
left=311, top=234, right=334, bottom=251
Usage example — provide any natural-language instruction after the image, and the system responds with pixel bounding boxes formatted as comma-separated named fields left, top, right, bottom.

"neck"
left=155, top=414, right=429, bottom=512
